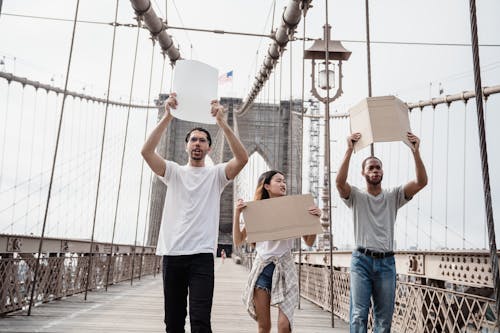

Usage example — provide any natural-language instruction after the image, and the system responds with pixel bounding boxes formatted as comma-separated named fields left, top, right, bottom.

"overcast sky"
left=1, top=0, right=499, bottom=249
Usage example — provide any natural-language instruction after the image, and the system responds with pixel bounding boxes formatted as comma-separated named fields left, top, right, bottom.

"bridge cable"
left=84, top=0, right=120, bottom=301
left=415, top=108, right=423, bottom=248
left=10, top=88, right=25, bottom=234
left=25, top=88, right=40, bottom=234
left=298, top=3, right=307, bottom=310
left=429, top=106, right=436, bottom=249
left=278, top=53, right=282, bottom=166
left=323, top=0, right=335, bottom=327
left=132, top=40, right=156, bottom=286
left=468, top=0, right=500, bottom=324
left=289, top=41, right=293, bottom=193
left=444, top=104, right=451, bottom=249
left=105, top=18, right=142, bottom=292
left=28, top=0, right=80, bottom=316
left=139, top=54, right=167, bottom=276
left=36, top=91, right=51, bottom=235
left=462, top=101, right=468, bottom=249
left=365, top=0, right=374, bottom=156
left=0, top=82, right=11, bottom=190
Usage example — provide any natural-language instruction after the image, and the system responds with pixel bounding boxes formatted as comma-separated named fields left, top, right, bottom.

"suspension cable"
left=468, top=0, right=499, bottom=324
left=323, top=0, right=335, bottom=327
left=415, top=109, right=423, bottom=248
left=28, top=0, right=80, bottom=316
left=0, top=82, right=11, bottom=190
left=131, top=40, right=156, bottom=286
left=365, top=0, right=374, bottom=156
left=298, top=3, right=307, bottom=310
left=0, top=71, right=156, bottom=109
left=462, top=101, right=468, bottom=249
left=429, top=106, right=436, bottom=249
left=105, top=21, right=142, bottom=291
left=10, top=88, right=25, bottom=234
left=25, top=87, right=40, bottom=233
left=444, top=105, right=451, bottom=248
left=84, top=0, right=120, bottom=301
left=289, top=40, right=293, bottom=193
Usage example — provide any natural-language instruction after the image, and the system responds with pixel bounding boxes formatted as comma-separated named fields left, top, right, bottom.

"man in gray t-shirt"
left=336, top=132, right=427, bottom=333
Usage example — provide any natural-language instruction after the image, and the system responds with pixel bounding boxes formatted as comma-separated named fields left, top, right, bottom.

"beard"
left=365, top=174, right=383, bottom=186
left=190, top=150, right=205, bottom=161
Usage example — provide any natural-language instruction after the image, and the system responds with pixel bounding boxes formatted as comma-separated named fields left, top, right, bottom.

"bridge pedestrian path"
left=0, top=258, right=348, bottom=332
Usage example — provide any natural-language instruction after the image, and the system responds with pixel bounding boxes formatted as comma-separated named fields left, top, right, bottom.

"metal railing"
left=294, top=250, right=498, bottom=332
left=0, top=234, right=160, bottom=315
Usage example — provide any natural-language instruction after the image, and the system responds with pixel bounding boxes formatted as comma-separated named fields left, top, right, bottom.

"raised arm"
left=336, top=133, right=360, bottom=199
left=141, top=93, right=177, bottom=176
left=211, top=101, right=248, bottom=180
left=403, top=132, right=428, bottom=199
left=232, top=199, right=247, bottom=247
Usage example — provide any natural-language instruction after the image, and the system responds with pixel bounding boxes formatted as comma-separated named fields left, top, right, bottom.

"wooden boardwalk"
left=0, top=259, right=348, bottom=332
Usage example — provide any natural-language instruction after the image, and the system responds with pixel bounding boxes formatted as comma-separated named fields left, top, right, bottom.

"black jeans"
left=162, top=253, right=214, bottom=333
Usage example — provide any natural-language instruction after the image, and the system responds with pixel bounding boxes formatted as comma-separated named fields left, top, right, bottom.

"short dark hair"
left=185, top=127, right=212, bottom=147
left=361, top=156, right=383, bottom=170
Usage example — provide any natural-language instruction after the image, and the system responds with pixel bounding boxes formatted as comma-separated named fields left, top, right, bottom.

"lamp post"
left=304, top=24, right=351, bottom=250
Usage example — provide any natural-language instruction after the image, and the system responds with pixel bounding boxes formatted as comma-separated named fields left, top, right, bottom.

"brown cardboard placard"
left=242, top=194, right=322, bottom=243
left=349, top=95, right=413, bottom=152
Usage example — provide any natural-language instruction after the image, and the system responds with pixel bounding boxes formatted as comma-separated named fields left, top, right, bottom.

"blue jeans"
left=255, top=262, right=275, bottom=293
left=162, top=254, right=214, bottom=333
left=349, top=250, right=396, bottom=333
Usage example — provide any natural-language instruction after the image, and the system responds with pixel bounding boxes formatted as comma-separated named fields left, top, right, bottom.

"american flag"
left=218, top=70, right=233, bottom=84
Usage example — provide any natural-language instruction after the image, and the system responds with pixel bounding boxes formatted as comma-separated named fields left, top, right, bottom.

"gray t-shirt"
left=341, top=185, right=410, bottom=252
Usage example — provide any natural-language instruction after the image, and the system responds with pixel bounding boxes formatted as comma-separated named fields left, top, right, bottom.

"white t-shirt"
left=156, top=160, right=230, bottom=255
left=256, top=239, right=295, bottom=260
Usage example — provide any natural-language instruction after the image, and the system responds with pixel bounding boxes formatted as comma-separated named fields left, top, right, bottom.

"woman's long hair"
left=253, top=170, right=284, bottom=201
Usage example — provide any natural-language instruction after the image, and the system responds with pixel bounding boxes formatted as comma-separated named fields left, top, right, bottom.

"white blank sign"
left=171, top=60, right=218, bottom=124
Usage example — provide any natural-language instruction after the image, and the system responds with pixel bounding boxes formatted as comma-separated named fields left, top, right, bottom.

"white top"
left=255, top=239, right=295, bottom=260
left=156, top=160, right=230, bottom=255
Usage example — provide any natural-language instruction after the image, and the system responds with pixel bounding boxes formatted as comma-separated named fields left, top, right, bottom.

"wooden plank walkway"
left=0, top=258, right=348, bottom=332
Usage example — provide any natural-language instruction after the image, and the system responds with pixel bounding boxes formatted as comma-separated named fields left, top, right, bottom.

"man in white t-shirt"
left=336, top=132, right=427, bottom=333
left=141, top=93, right=248, bottom=333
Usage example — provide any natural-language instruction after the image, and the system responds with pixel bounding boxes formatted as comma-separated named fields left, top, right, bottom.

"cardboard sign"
left=349, top=95, right=412, bottom=152
left=242, top=194, right=322, bottom=243
left=171, top=60, right=218, bottom=124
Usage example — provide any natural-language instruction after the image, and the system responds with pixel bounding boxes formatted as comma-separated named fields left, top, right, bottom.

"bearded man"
left=336, top=132, right=427, bottom=333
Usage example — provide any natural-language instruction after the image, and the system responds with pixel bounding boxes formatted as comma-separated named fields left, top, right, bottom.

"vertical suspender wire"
left=84, top=0, right=120, bottom=301
left=278, top=53, right=283, bottom=166
left=365, top=0, right=374, bottom=157
left=140, top=55, right=166, bottom=280
left=462, top=101, right=468, bottom=249
left=159, top=55, right=166, bottom=93
left=429, top=106, right=436, bottom=249
left=25, top=87, right=40, bottom=233
left=36, top=91, right=50, bottom=234
left=323, top=0, right=334, bottom=327
left=468, top=1, right=500, bottom=325
left=298, top=6, right=307, bottom=310
left=105, top=22, right=141, bottom=291
left=444, top=105, right=451, bottom=249
left=27, top=0, right=80, bottom=316
left=289, top=41, right=293, bottom=193
left=131, top=40, right=155, bottom=286
left=10, top=87, right=25, bottom=233
left=0, top=82, right=11, bottom=189
left=404, top=112, right=411, bottom=248
left=416, top=108, right=423, bottom=248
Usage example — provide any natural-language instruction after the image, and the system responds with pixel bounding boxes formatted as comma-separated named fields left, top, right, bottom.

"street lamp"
left=304, top=24, right=351, bottom=250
